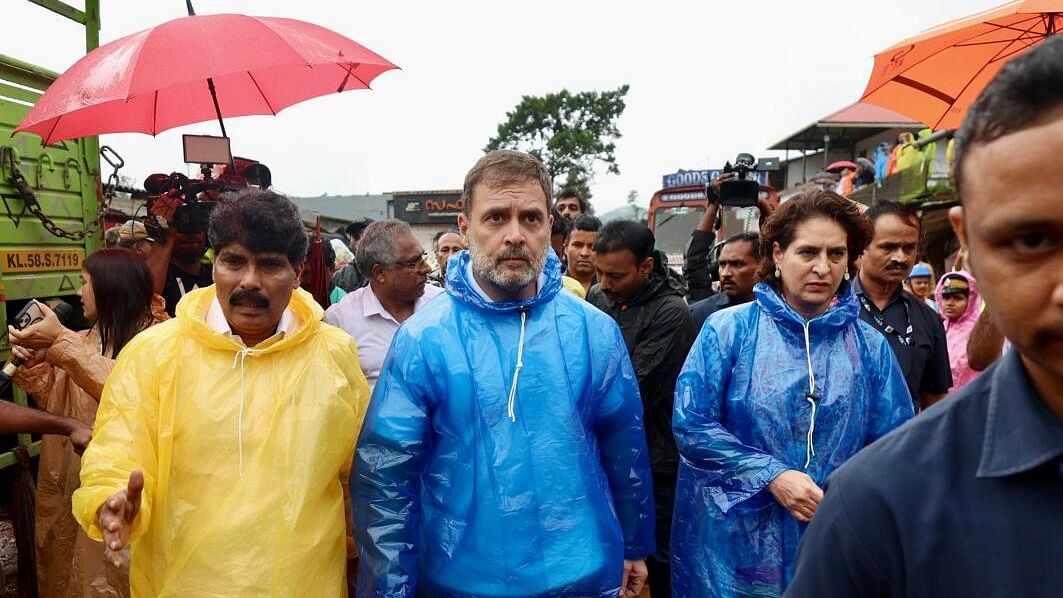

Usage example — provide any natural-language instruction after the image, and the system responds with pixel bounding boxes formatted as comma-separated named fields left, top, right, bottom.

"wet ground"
left=0, top=521, right=19, bottom=597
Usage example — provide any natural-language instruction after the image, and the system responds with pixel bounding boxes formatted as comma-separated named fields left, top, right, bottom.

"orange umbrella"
left=862, top=1, right=1062, bottom=130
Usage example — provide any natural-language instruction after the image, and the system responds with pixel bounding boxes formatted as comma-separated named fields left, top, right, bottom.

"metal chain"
left=1, top=146, right=120, bottom=241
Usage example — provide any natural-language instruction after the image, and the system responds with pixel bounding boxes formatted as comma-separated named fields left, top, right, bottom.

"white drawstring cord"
left=802, top=321, right=818, bottom=469
left=231, top=347, right=259, bottom=477
left=506, top=310, right=527, bottom=422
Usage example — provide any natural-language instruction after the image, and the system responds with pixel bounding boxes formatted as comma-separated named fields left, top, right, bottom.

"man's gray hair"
left=355, top=219, right=413, bottom=275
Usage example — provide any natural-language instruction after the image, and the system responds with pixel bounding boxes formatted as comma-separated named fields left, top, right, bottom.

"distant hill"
left=287, top=193, right=389, bottom=232
left=596, top=204, right=647, bottom=224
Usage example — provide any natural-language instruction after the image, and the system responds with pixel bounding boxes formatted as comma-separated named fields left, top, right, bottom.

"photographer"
left=7, top=248, right=162, bottom=598
left=683, top=172, right=775, bottom=302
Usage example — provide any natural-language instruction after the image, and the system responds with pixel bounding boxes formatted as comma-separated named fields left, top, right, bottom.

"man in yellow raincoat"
left=72, top=189, right=371, bottom=597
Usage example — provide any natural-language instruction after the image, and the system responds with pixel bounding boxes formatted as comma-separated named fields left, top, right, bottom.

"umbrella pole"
left=186, top=0, right=196, bottom=16
left=207, top=77, right=228, bottom=138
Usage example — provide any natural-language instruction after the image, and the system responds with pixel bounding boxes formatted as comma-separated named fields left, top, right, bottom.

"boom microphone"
left=0, top=301, right=74, bottom=394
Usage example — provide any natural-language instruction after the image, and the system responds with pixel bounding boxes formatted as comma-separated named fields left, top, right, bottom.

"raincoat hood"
left=934, top=270, right=980, bottom=327
left=175, top=285, right=325, bottom=354
left=754, top=281, right=860, bottom=331
left=444, top=248, right=562, bottom=313
left=934, top=270, right=982, bottom=390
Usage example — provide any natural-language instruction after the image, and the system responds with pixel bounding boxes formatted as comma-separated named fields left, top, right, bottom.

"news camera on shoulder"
left=142, top=134, right=272, bottom=239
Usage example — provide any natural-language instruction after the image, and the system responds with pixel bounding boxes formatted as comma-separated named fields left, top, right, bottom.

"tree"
left=626, top=189, right=646, bottom=222
left=485, top=85, right=630, bottom=200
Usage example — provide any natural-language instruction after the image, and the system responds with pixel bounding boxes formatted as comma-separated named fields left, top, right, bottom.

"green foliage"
left=485, top=85, right=630, bottom=199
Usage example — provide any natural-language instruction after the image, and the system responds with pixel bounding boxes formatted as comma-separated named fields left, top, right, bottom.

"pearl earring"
left=774, top=266, right=781, bottom=278
left=844, top=270, right=851, bottom=281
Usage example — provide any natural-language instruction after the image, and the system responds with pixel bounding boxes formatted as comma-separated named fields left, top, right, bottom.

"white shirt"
left=324, top=283, right=444, bottom=391
left=205, top=296, right=299, bottom=347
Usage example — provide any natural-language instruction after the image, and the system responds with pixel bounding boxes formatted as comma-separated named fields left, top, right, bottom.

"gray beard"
left=468, top=240, right=545, bottom=295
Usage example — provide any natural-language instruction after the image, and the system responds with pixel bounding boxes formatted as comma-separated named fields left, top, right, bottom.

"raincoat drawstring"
left=802, top=320, right=817, bottom=469
left=507, top=309, right=527, bottom=422
left=232, top=347, right=261, bottom=476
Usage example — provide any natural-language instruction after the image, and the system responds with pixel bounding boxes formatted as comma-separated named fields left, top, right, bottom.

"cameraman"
left=683, top=173, right=774, bottom=302
left=160, top=231, right=213, bottom=317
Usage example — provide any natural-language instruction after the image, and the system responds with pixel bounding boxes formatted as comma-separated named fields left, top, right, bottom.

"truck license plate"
left=1, top=249, right=85, bottom=273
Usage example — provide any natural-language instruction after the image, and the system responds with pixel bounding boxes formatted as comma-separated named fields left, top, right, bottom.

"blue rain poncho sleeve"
left=354, top=328, right=430, bottom=597
left=867, top=333, right=915, bottom=442
left=672, top=322, right=790, bottom=513
left=594, top=324, right=657, bottom=560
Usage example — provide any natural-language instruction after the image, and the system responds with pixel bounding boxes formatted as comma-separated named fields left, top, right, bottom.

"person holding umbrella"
left=670, top=190, right=913, bottom=597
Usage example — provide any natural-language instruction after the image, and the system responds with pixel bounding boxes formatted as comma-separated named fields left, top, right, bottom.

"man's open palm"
left=99, top=470, right=143, bottom=567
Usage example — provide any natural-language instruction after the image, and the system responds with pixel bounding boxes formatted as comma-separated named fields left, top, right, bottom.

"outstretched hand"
left=98, top=470, right=144, bottom=567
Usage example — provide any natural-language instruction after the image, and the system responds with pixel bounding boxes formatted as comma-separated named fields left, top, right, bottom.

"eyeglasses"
left=386, top=253, right=428, bottom=270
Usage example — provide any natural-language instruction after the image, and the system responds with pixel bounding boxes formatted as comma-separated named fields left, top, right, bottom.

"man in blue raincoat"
left=355, top=150, right=656, bottom=598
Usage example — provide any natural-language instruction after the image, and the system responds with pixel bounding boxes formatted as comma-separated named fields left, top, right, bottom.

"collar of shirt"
left=465, top=260, right=546, bottom=303
left=205, top=296, right=299, bottom=347
left=977, top=349, right=1063, bottom=478
left=362, top=283, right=441, bottom=324
left=851, top=275, right=906, bottom=312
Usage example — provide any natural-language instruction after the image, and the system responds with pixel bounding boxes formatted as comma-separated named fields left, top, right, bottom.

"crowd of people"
left=2, top=33, right=1061, bottom=598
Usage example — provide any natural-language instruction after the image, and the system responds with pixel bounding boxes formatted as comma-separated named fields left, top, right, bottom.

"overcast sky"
left=4, top=0, right=1003, bottom=213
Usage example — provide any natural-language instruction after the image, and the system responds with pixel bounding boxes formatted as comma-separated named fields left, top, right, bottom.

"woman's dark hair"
left=208, top=188, right=309, bottom=267
left=757, top=190, right=873, bottom=289
left=83, top=248, right=154, bottom=356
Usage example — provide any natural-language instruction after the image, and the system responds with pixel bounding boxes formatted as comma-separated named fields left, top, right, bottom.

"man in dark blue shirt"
left=853, top=201, right=952, bottom=409
left=688, top=232, right=759, bottom=330
left=786, top=36, right=1063, bottom=598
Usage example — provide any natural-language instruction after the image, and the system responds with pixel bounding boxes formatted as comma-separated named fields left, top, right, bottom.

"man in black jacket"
left=588, top=220, right=696, bottom=598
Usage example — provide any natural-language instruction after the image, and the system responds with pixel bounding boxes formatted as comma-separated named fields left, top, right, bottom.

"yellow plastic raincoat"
left=72, top=286, right=370, bottom=597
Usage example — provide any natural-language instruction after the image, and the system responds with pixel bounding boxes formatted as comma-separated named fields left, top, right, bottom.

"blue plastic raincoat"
left=355, top=251, right=655, bottom=598
left=671, top=283, right=913, bottom=597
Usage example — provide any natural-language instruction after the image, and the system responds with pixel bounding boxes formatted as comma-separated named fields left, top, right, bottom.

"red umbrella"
left=826, top=160, right=858, bottom=172
left=16, top=11, right=397, bottom=144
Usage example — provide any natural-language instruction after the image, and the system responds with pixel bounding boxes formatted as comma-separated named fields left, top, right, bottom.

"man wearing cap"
left=115, top=220, right=170, bottom=322
left=906, top=262, right=938, bottom=312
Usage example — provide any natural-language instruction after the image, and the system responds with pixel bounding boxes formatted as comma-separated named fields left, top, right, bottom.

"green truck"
left=0, top=1, right=102, bottom=468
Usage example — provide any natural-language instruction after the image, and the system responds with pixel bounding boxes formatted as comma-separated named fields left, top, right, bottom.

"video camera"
left=143, top=135, right=271, bottom=237
left=715, top=153, right=779, bottom=208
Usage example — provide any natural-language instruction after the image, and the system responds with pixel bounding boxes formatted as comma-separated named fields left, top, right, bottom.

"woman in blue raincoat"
left=671, top=190, right=914, bottom=597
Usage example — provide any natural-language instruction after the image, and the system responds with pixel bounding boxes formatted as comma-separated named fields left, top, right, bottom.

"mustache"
left=495, top=247, right=531, bottom=263
left=229, top=289, right=270, bottom=308
left=885, top=261, right=909, bottom=270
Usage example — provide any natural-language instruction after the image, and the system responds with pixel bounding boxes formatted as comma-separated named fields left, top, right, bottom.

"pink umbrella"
left=16, top=10, right=397, bottom=144
left=826, top=160, right=859, bottom=173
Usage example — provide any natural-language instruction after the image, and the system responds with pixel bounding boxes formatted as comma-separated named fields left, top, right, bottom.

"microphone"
left=0, top=301, right=74, bottom=393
